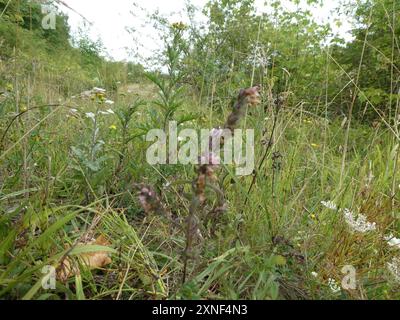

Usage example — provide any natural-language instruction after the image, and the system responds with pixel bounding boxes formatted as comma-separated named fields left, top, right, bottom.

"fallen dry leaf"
left=57, top=235, right=112, bottom=281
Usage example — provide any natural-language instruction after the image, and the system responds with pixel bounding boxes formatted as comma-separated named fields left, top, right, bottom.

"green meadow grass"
left=1, top=79, right=399, bottom=300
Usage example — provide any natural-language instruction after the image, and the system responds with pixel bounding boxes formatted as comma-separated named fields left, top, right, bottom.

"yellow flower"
left=6, top=83, right=13, bottom=91
left=109, top=124, right=117, bottom=130
left=311, top=143, right=320, bottom=148
left=310, top=214, right=317, bottom=220
left=96, top=92, right=105, bottom=99
left=171, top=21, right=187, bottom=31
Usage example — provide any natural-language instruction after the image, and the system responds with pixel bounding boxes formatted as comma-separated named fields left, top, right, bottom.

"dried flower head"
left=244, top=85, right=262, bottom=107
left=225, top=85, right=261, bottom=132
left=136, top=185, right=167, bottom=215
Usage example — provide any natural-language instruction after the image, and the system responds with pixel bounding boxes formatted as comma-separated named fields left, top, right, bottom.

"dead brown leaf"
left=57, top=235, right=112, bottom=282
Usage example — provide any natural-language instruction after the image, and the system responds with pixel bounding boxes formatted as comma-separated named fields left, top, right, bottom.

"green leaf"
left=68, top=244, right=116, bottom=256
left=272, top=255, right=287, bottom=266
left=75, top=274, right=86, bottom=300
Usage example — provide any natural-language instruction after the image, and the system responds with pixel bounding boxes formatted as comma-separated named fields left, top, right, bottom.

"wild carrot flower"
left=343, top=208, right=376, bottom=233
left=387, top=257, right=400, bottom=283
left=105, top=100, right=114, bottom=105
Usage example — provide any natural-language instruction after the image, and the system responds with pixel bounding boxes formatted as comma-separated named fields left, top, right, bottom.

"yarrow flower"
left=79, top=87, right=109, bottom=101
left=321, top=200, right=338, bottom=210
left=99, top=109, right=115, bottom=115
left=105, top=100, right=114, bottom=105
left=85, top=112, right=96, bottom=121
left=387, top=257, right=400, bottom=283
left=343, top=208, right=376, bottom=233
left=92, top=87, right=106, bottom=94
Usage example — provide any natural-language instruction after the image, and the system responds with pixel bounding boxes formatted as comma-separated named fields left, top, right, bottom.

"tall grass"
left=0, top=0, right=399, bottom=300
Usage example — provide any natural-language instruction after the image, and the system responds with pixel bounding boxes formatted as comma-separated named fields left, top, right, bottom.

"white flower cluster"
left=99, top=109, right=115, bottom=115
left=85, top=112, right=96, bottom=121
left=320, top=200, right=376, bottom=233
left=79, top=87, right=106, bottom=99
left=247, top=43, right=271, bottom=68
left=85, top=109, right=115, bottom=122
left=93, top=87, right=106, bottom=94
left=387, top=257, right=400, bottom=283
left=321, top=200, right=338, bottom=210
left=320, top=199, right=400, bottom=285
left=343, top=208, right=377, bottom=233
left=77, top=87, right=114, bottom=104
left=384, top=235, right=400, bottom=249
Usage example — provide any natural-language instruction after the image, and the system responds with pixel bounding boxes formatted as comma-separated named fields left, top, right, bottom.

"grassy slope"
left=0, top=19, right=400, bottom=301
left=1, top=77, right=399, bottom=299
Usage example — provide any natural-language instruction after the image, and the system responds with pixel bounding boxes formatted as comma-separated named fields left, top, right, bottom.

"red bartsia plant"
left=196, top=85, right=261, bottom=202
left=224, top=85, right=261, bottom=132
left=135, top=86, right=262, bottom=285
left=182, top=85, right=262, bottom=283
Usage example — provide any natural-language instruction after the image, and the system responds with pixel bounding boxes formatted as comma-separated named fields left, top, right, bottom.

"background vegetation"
left=0, top=0, right=399, bottom=300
